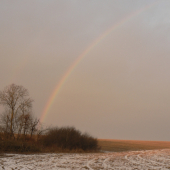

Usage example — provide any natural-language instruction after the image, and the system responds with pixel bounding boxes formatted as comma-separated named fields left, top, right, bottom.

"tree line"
left=0, top=84, right=98, bottom=152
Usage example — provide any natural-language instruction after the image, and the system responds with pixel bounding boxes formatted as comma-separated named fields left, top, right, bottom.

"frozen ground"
left=1, top=149, right=170, bottom=169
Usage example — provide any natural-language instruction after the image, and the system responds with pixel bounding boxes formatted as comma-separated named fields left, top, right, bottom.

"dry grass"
left=98, top=139, right=170, bottom=152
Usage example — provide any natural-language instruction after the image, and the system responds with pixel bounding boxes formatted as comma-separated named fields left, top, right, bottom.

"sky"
left=0, top=0, right=170, bottom=141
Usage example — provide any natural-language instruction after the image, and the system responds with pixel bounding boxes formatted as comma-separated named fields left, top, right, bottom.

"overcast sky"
left=1, top=0, right=170, bottom=141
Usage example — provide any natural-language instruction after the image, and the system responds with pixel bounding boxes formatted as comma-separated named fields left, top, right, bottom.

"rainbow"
left=40, top=1, right=159, bottom=123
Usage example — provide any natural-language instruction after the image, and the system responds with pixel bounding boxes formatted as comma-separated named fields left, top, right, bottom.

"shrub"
left=0, top=140, right=40, bottom=152
left=42, top=126, right=98, bottom=151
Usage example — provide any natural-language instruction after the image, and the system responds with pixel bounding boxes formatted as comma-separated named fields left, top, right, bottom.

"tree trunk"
left=10, top=109, right=14, bottom=137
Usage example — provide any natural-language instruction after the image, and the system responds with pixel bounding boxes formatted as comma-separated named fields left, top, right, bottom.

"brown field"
left=98, top=139, right=170, bottom=152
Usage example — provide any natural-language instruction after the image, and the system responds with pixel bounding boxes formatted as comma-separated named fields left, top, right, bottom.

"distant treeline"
left=0, top=84, right=99, bottom=152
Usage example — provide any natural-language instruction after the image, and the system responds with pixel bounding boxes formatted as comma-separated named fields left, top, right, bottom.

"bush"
left=0, top=140, right=40, bottom=152
left=42, top=126, right=98, bottom=151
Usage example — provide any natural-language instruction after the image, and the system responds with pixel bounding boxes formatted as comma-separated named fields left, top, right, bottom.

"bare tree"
left=0, top=84, right=33, bottom=137
left=29, top=117, right=40, bottom=138
left=0, top=109, right=11, bottom=138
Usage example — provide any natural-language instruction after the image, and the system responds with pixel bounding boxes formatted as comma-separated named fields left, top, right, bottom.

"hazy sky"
left=1, top=0, right=170, bottom=141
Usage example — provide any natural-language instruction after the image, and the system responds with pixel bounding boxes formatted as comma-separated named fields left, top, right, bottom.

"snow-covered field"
left=1, top=149, right=170, bottom=169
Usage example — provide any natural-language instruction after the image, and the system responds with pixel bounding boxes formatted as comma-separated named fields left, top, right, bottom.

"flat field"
left=98, top=139, right=170, bottom=152
left=1, top=140, right=170, bottom=169
left=1, top=149, right=170, bottom=169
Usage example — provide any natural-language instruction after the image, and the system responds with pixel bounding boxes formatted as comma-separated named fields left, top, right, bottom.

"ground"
left=98, top=139, right=170, bottom=152
left=1, top=149, right=170, bottom=169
